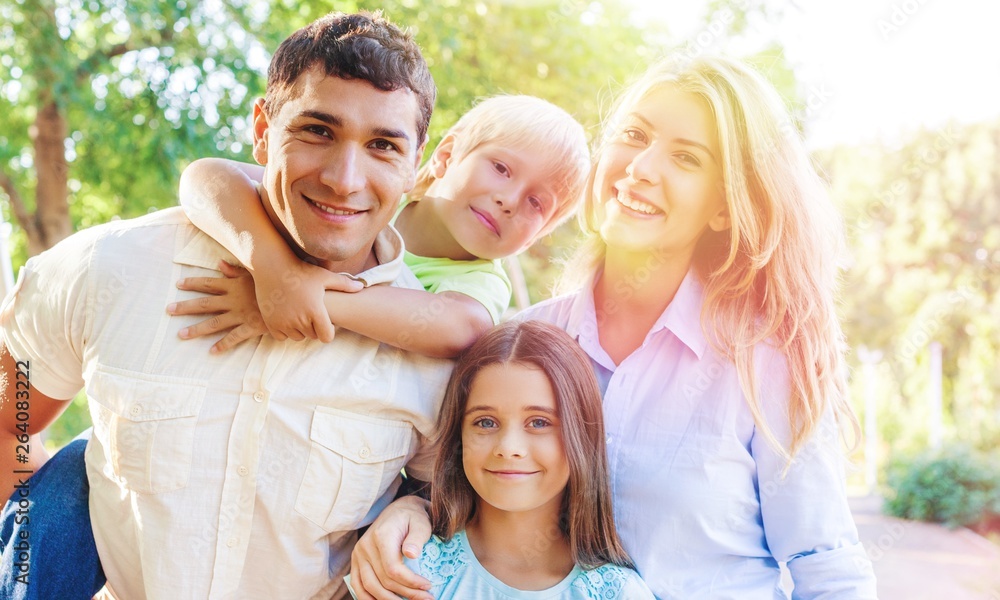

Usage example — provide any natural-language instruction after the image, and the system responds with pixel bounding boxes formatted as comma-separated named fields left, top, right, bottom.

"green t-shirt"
left=393, top=198, right=512, bottom=324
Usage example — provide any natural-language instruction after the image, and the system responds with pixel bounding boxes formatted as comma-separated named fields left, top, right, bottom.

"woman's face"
left=593, top=85, right=729, bottom=262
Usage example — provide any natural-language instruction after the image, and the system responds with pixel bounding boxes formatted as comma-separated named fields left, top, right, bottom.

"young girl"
left=169, top=95, right=589, bottom=357
left=350, top=54, right=878, bottom=600
left=348, top=320, right=654, bottom=599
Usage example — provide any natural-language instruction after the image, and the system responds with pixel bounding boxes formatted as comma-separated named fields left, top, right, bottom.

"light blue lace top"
left=400, top=531, right=656, bottom=599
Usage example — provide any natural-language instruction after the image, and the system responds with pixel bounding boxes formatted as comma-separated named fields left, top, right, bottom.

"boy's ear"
left=404, top=135, right=430, bottom=192
left=430, top=134, right=457, bottom=179
left=251, top=98, right=269, bottom=166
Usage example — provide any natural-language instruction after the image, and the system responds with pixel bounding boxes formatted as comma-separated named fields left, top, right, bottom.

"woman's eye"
left=623, top=128, right=647, bottom=144
left=474, top=417, right=498, bottom=429
left=676, top=152, right=701, bottom=167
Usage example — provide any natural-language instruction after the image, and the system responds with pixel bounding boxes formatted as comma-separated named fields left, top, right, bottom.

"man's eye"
left=373, top=140, right=396, bottom=151
left=305, top=125, right=330, bottom=137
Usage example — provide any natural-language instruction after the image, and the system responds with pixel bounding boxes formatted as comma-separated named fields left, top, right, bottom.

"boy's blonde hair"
left=562, top=55, right=859, bottom=464
left=412, top=95, right=590, bottom=236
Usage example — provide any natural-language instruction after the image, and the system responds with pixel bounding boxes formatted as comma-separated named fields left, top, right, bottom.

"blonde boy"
left=172, top=95, right=589, bottom=357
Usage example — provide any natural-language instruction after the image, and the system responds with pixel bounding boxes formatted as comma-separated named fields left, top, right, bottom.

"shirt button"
left=253, top=391, right=265, bottom=402
left=227, top=537, right=238, bottom=548
left=130, top=404, right=142, bottom=416
left=606, top=436, right=613, bottom=445
left=238, top=466, right=249, bottom=477
left=358, top=446, right=371, bottom=459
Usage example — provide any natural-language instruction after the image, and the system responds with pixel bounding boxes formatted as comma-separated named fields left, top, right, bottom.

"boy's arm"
left=326, top=287, right=493, bottom=358
left=178, top=158, right=359, bottom=342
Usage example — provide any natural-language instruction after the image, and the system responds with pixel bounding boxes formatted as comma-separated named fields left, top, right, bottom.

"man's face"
left=252, top=67, right=425, bottom=274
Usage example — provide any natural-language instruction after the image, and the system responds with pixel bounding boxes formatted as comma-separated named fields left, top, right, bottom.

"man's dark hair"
left=264, top=11, right=436, bottom=142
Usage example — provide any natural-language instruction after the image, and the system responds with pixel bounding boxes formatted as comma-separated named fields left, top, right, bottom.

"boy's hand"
left=252, top=258, right=362, bottom=343
left=169, top=261, right=268, bottom=352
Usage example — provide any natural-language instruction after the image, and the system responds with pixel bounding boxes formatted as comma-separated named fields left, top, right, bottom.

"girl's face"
left=593, top=85, right=729, bottom=262
left=461, top=362, right=570, bottom=519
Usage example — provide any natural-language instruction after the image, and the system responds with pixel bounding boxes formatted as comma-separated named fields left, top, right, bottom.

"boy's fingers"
left=168, top=295, right=223, bottom=316
left=179, top=314, right=237, bottom=339
left=176, top=276, right=228, bottom=294
left=210, top=323, right=259, bottom=353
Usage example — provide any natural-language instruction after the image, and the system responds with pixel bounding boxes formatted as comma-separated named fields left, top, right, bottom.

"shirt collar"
left=173, top=224, right=407, bottom=288
left=563, top=267, right=709, bottom=363
left=656, top=269, right=708, bottom=360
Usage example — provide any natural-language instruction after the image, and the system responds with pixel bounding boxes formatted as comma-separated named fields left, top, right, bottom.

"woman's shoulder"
left=570, top=563, right=656, bottom=599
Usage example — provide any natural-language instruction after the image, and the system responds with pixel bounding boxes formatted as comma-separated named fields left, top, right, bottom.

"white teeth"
left=312, top=201, right=359, bottom=216
left=616, top=191, right=659, bottom=215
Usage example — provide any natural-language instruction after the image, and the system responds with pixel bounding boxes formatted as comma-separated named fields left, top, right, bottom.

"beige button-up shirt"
left=1, top=208, right=453, bottom=599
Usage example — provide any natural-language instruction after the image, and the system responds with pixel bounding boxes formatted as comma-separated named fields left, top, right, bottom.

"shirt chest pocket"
left=295, top=407, right=413, bottom=533
left=87, top=367, right=205, bottom=495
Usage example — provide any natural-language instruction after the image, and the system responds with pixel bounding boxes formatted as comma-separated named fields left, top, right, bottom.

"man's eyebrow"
left=630, top=113, right=718, bottom=165
left=299, top=110, right=411, bottom=145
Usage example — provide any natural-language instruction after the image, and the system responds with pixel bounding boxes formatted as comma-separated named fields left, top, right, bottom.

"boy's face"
left=424, top=139, right=560, bottom=261
left=252, top=67, right=425, bottom=274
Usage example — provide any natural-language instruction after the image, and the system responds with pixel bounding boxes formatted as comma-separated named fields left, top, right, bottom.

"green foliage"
left=884, top=444, right=1000, bottom=528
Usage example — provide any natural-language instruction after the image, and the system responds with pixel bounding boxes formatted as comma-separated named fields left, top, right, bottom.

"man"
left=0, top=11, right=450, bottom=599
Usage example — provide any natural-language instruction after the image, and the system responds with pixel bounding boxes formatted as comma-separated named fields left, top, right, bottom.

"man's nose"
left=321, top=145, right=365, bottom=197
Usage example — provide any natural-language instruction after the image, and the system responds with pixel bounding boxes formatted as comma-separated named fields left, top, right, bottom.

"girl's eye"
left=623, top=128, right=648, bottom=144
left=528, top=418, right=551, bottom=429
left=473, top=417, right=498, bottom=429
left=528, top=196, right=544, bottom=212
left=493, top=161, right=511, bottom=177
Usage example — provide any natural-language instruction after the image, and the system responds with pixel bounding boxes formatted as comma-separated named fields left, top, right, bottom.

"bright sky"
left=623, top=0, right=1000, bottom=148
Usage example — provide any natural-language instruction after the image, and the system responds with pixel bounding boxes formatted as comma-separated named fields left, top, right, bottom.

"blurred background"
left=2, top=0, right=998, bottom=538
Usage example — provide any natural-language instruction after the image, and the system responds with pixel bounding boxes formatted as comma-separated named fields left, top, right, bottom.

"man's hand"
left=350, top=496, right=435, bottom=600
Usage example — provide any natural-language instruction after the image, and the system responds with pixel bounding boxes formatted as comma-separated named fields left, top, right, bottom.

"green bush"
left=883, top=444, right=1000, bottom=529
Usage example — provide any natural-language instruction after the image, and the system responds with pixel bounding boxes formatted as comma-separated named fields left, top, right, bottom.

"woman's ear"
left=708, top=205, right=731, bottom=232
left=430, top=134, right=457, bottom=179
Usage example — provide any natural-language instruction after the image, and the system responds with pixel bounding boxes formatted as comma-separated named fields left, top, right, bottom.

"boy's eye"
left=493, top=161, right=511, bottom=177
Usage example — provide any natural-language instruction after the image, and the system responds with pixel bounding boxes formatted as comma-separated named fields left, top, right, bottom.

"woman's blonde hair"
left=411, top=95, right=590, bottom=236
left=432, top=320, right=634, bottom=569
left=561, top=55, right=859, bottom=462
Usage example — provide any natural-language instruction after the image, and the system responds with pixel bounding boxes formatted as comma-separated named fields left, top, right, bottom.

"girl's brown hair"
left=431, top=319, right=633, bottom=569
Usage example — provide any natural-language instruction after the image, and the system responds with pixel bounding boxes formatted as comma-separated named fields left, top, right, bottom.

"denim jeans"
left=0, top=439, right=105, bottom=600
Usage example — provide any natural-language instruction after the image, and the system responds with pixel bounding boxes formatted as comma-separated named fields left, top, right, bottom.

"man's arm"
left=0, top=342, right=72, bottom=499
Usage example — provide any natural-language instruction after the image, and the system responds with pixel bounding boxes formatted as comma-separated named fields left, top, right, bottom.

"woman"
left=348, top=54, right=877, bottom=600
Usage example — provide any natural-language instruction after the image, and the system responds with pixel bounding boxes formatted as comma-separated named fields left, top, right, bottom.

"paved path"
left=850, top=495, right=1000, bottom=599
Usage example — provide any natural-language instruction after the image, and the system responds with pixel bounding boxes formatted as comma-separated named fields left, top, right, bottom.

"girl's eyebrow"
left=464, top=405, right=557, bottom=415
